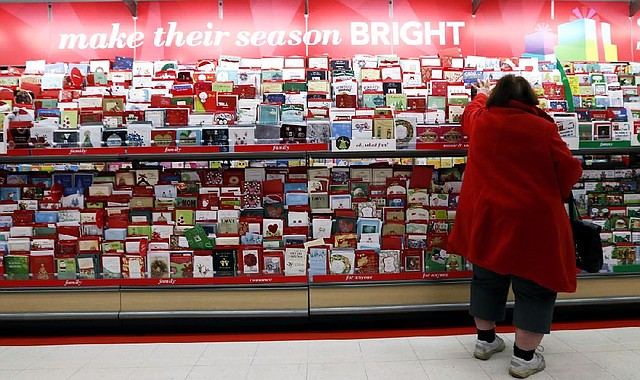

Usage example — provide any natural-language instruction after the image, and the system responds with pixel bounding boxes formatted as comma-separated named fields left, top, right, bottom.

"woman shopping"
left=448, top=75, right=583, bottom=378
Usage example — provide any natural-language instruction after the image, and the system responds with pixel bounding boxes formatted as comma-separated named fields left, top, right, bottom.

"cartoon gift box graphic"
left=523, top=23, right=557, bottom=59
left=554, top=7, right=618, bottom=62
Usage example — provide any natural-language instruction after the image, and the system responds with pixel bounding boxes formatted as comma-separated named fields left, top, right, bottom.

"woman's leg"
left=470, top=265, right=511, bottom=327
left=511, top=275, right=557, bottom=339
left=470, top=265, right=510, bottom=359
left=514, top=328, right=544, bottom=351
left=475, top=317, right=496, bottom=331
left=510, top=274, right=557, bottom=367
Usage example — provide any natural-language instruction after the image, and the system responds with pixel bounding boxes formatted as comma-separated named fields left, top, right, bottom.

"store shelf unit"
left=0, top=146, right=639, bottom=321
left=0, top=282, right=120, bottom=321
left=3, top=273, right=638, bottom=320
left=118, top=276, right=310, bottom=320
left=3, top=145, right=640, bottom=165
left=0, top=146, right=315, bottom=164
left=0, top=276, right=310, bottom=321
left=307, top=273, right=640, bottom=316
left=306, top=148, right=640, bottom=315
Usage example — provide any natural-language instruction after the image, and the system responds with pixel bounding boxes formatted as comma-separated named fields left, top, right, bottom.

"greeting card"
left=147, top=251, right=170, bottom=278
left=379, top=249, right=401, bottom=273
left=122, top=255, right=145, bottom=278
left=329, top=249, right=355, bottom=275
left=312, top=218, right=332, bottom=239
left=284, top=247, right=307, bottom=276
left=258, top=104, right=281, bottom=126
left=308, top=246, right=329, bottom=278
left=355, top=250, right=379, bottom=274
left=193, top=254, right=214, bottom=278
left=263, top=218, right=284, bottom=238
left=126, top=122, right=152, bottom=147
left=306, top=120, right=331, bottom=143
left=263, top=251, right=284, bottom=275
left=176, top=128, right=202, bottom=146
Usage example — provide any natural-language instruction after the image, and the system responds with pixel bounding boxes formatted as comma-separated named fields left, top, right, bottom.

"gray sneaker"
left=509, top=352, right=546, bottom=378
left=473, top=335, right=505, bottom=360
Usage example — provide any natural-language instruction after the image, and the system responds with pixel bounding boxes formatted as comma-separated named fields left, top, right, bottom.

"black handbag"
left=568, top=194, right=604, bottom=273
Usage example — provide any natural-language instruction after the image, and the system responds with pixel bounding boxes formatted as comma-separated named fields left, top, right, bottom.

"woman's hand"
left=472, top=79, right=492, bottom=97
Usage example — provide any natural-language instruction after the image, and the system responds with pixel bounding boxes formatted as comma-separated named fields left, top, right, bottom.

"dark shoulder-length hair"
left=486, top=74, right=538, bottom=108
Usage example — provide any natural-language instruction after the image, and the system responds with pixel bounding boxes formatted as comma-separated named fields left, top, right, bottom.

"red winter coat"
left=448, top=94, right=583, bottom=293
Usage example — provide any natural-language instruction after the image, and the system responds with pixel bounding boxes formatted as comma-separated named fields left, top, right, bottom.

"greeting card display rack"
left=0, top=146, right=639, bottom=321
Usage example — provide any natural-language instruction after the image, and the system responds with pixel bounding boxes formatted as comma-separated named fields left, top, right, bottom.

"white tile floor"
left=1, top=327, right=639, bottom=380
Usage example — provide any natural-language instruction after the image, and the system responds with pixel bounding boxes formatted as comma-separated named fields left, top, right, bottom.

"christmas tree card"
left=30, top=252, right=55, bottom=280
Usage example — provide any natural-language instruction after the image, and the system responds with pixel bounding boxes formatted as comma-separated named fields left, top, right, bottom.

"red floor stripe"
left=1, top=319, right=638, bottom=346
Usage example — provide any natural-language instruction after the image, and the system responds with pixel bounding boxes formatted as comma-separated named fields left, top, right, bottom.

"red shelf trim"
left=119, top=275, right=308, bottom=286
left=30, top=147, right=127, bottom=156
left=0, top=275, right=309, bottom=288
left=233, top=143, right=329, bottom=152
left=126, top=146, right=221, bottom=155
left=5, top=149, right=30, bottom=157
left=311, top=271, right=472, bottom=283
left=0, top=272, right=472, bottom=287
left=415, top=142, right=469, bottom=150
left=0, top=279, right=121, bottom=287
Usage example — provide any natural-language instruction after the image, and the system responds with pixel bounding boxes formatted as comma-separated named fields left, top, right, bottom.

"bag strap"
left=567, top=193, right=581, bottom=221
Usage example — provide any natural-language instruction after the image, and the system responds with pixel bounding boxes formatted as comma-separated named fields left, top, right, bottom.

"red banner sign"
left=0, top=0, right=636, bottom=64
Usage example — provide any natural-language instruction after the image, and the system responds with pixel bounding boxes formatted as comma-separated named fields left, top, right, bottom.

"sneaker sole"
left=473, top=344, right=505, bottom=360
left=508, top=360, right=546, bottom=378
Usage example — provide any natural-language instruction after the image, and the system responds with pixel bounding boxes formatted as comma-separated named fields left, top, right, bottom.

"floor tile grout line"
left=577, top=346, right=635, bottom=379
left=362, top=358, right=371, bottom=380
left=184, top=363, right=198, bottom=380
left=246, top=342, right=259, bottom=380
left=455, top=334, right=476, bottom=357
left=66, top=362, right=87, bottom=380
left=417, top=360, right=432, bottom=380
left=305, top=340, right=310, bottom=380
left=184, top=341, right=208, bottom=375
